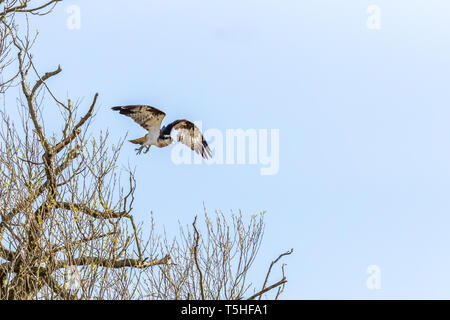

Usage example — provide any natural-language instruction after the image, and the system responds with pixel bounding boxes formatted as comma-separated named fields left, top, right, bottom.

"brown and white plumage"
left=111, top=105, right=165, bottom=131
left=160, top=120, right=212, bottom=159
left=112, top=105, right=212, bottom=159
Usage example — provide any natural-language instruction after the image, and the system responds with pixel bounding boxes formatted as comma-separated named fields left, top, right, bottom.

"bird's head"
left=158, top=134, right=173, bottom=147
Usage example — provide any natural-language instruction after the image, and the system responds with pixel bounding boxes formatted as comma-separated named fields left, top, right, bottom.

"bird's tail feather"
left=129, top=136, right=146, bottom=145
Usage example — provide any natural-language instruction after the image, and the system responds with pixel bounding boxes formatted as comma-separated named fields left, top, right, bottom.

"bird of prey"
left=111, top=105, right=212, bottom=159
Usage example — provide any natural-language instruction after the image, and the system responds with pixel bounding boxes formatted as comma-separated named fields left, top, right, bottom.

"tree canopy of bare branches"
left=0, top=1, right=292, bottom=300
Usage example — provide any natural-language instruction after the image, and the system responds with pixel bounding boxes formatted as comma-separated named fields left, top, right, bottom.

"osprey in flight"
left=112, top=105, right=212, bottom=159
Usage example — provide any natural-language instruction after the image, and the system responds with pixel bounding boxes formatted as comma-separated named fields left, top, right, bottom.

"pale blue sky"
left=14, top=0, right=450, bottom=298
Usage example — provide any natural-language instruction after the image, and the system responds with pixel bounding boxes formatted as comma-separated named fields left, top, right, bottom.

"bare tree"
left=143, top=212, right=293, bottom=300
left=0, top=1, right=61, bottom=93
left=0, top=1, right=292, bottom=300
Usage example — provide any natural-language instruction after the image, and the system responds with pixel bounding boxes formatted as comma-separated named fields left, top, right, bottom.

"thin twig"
left=192, top=216, right=205, bottom=300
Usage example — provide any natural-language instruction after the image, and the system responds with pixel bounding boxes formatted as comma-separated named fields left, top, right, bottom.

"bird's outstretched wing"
left=161, top=120, right=212, bottom=159
left=111, top=105, right=166, bottom=132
